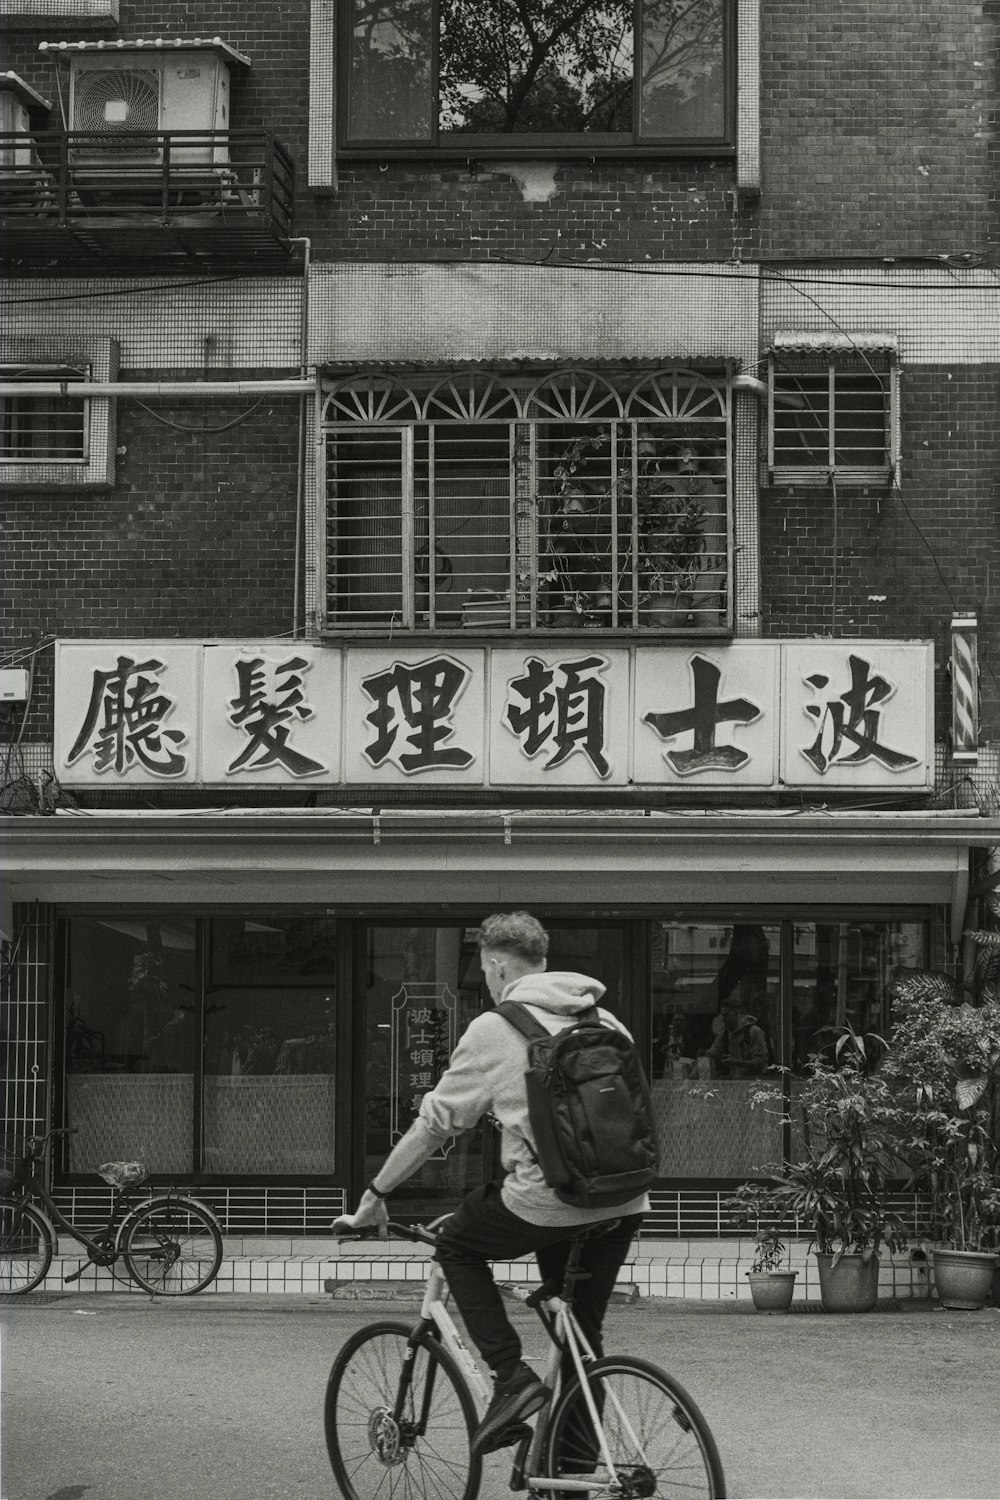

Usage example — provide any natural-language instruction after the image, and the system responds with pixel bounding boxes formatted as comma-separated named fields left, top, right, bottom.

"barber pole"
left=949, top=614, right=979, bottom=763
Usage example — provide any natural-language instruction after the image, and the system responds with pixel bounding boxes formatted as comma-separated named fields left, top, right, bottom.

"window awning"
left=771, top=331, right=899, bottom=353
left=4, top=809, right=995, bottom=942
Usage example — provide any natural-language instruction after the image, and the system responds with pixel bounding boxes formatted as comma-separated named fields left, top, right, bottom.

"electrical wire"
left=133, top=398, right=266, bottom=433
left=2, top=260, right=998, bottom=310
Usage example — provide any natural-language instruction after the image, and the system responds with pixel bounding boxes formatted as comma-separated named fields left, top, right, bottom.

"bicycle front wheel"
left=542, top=1355, right=725, bottom=1500
left=0, top=1200, right=54, bottom=1294
left=120, top=1195, right=223, bottom=1295
left=325, top=1320, right=482, bottom=1500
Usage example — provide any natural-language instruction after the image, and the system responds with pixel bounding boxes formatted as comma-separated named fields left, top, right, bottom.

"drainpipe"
left=286, top=236, right=312, bottom=640
left=0, top=379, right=315, bottom=397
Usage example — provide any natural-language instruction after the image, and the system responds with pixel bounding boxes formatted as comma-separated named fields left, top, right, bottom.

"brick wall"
left=760, top=365, right=1000, bottom=737
left=2, top=392, right=301, bottom=740
left=761, top=2, right=998, bottom=258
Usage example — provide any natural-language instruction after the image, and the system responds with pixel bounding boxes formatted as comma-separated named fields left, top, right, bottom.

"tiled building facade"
left=2, top=1, right=998, bottom=1240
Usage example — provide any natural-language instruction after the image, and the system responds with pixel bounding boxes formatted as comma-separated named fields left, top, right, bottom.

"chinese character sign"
left=55, top=639, right=933, bottom=790
left=344, top=649, right=485, bottom=783
left=782, top=643, right=932, bottom=788
left=633, top=646, right=778, bottom=786
left=201, top=645, right=342, bottom=784
left=389, top=984, right=460, bottom=1156
left=492, top=650, right=629, bottom=785
left=55, top=643, right=200, bottom=784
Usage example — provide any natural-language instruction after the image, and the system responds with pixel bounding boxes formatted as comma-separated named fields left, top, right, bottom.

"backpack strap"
left=495, top=1000, right=602, bottom=1039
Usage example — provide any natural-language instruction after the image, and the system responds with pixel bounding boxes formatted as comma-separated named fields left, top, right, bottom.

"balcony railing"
left=0, top=130, right=296, bottom=273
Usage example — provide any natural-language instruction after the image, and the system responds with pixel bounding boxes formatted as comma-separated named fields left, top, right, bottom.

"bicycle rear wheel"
left=120, top=1195, right=223, bottom=1295
left=0, top=1200, right=54, bottom=1294
left=325, top=1319, right=482, bottom=1500
left=541, top=1354, right=725, bottom=1499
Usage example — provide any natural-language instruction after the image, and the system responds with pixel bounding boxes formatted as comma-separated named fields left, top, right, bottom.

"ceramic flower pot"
left=815, top=1252, right=880, bottom=1313
left=746, top=1270, right=798, bottom=1312
left=931, top=1247, right=999, bottom=1310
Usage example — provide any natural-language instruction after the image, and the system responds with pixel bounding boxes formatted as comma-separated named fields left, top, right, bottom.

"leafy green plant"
left=880, top=948, right=1000, bottom=1253
left=724, top=1183, right=788, bottom=1272
left=755, top=1039, right=909, bottom=1266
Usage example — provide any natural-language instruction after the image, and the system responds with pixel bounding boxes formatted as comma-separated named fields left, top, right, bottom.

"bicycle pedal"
left=508, top=1427, right=533, bottom=1491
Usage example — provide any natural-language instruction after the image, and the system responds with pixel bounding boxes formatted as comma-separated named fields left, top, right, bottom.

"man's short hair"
left=476, top=911, right=549, bottom=966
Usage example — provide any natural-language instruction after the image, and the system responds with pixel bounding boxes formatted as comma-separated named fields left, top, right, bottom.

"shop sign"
left=388, top=983, right=460, bottom=1157
left=53, top=638, right=934, bottom=790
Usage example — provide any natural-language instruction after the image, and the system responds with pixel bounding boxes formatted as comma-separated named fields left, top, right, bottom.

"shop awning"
left=4, top=808, right=996, bottom=940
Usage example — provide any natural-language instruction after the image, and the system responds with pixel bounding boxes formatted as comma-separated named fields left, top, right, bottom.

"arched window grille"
left=321, top=367, right=731, bottom=634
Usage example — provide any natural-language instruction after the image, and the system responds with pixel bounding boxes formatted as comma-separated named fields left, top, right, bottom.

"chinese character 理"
left=362, top=656, right=474, bottom=772
left=801, top=655, right=919, bottom=774
left=67, top=656, right=187, bottom=777
left=504, top=654, right=611, bottom=778
left=227, top=656, right=325, bottom=777
left=643, top=655, right=761, bottom=774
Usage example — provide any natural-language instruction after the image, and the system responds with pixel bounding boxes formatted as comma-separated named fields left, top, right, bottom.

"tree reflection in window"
left=347, top=0, right=729, bottom=145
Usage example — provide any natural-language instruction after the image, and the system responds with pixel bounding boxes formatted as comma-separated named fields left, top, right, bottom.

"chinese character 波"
left=67, top=655, right=187, bottom=777
left=801, top=655, right=919, bottom=774
left=362, top=655, right=474, bottom=772
left=227, top=656, right=325, bottom=777
left=643, top=655, right=761, bottom=774
left=504, top=654, right=612, bottom=778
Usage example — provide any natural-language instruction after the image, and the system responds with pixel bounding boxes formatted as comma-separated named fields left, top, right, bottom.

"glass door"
left=359, top=919, right=630, bottom=1216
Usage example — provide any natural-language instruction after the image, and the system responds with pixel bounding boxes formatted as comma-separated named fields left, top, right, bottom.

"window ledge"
left=337, top=145, right=736, bottom=165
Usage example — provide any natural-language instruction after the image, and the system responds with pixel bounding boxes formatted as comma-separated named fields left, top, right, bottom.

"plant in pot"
left=758, top=1031, right=908, bottom=1313
left=881, top=943, right=1000, bottom=1310
left=636, top=440, right=725, bottom=627
left=724, top=1182, right=798, bottom=1312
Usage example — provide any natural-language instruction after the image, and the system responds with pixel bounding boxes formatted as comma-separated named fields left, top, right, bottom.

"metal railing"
left=0, top=130, right=294, bottom=234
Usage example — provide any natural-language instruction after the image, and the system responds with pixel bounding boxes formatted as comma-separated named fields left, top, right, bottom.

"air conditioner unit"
left=64, top=41, right=249, bottom=170
left=0, top=72, right=50, bottom=174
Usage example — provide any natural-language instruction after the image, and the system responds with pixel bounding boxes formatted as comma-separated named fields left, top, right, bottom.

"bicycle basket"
left=97, top=1160, right=148, bottom=1189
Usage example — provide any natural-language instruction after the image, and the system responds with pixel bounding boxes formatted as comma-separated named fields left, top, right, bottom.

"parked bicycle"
left=0, top=1126, right=223, bottom=1296
left=325, top=1219, right=725, bottom=1500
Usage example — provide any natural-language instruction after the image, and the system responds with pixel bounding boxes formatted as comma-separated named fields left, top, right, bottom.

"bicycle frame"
left=405, top=1251, right=627, bottom=1493
left=7, top=1148, right=180, bottom=1273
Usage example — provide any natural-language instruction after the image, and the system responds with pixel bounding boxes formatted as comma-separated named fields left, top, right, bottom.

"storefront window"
left=650, top=922, right=782, bottom=1177
left=362, top=920, right=628, bottom=1213
left=203, top=918, right=338, bottom=1174
left=789, top=919, right=925, bottom=1155
left=64, top=917, right=197, bottom=1175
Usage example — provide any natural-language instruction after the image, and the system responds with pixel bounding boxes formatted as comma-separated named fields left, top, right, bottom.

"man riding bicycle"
left=336, top=911, right=648, bottom=1459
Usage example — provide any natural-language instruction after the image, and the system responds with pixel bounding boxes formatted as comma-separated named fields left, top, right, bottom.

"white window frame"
left=767, top=353, right=899, bottom=487
left=0, top=337, right=117, bottom=489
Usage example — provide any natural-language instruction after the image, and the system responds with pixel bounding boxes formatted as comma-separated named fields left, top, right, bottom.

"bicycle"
left=0, top=1126, right=224, bottom=1297
left=324, top=1219, right=726, bottom=1500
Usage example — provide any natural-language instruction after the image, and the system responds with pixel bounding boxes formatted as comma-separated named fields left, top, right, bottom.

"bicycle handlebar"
left=24, top=1126, right=78, bottom=1155
left=333, top=1219, right=439, bottom=1248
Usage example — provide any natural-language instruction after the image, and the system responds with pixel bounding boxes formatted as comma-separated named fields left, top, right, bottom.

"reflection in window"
left=64, top=917, right=196, bottom=1175
left=203, top=918, right=338, bottom=1175
left=346, top=0, right=730, bottom=146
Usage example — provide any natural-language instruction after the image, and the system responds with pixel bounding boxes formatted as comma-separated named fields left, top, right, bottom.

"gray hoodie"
left=417, top=970, right=651, bottom=1227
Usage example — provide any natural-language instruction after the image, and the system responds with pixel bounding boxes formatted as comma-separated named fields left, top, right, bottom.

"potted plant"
left=724, top=1182, right=798, bottom=1311
left=882, top=946, right=1000, bottom=1310
left=757, top=1031, right=908, bottom=1312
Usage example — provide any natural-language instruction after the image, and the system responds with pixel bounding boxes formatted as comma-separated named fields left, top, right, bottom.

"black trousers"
left=434, top=1181, right=643, bottom=1381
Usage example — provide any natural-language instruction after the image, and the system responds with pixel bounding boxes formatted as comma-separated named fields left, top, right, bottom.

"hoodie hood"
left=500, top=970, right=606, bottom=1016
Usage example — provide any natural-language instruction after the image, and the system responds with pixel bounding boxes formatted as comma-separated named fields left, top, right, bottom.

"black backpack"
left=496, top=1001, right=660, bottom=1210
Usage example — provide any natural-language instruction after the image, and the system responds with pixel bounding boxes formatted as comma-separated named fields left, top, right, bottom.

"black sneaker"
left=472, top=1364, right=549, bottom=1457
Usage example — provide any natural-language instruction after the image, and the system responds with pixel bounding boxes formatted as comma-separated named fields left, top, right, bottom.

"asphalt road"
left=2, top=1291, right=998, bottom=1500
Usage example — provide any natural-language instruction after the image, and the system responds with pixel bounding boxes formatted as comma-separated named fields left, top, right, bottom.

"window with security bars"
left=321, top=369, right=732, bottom=634
left=768, top=356, right=896, bottom=485
left=0, top=364, right=89, bottom=462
